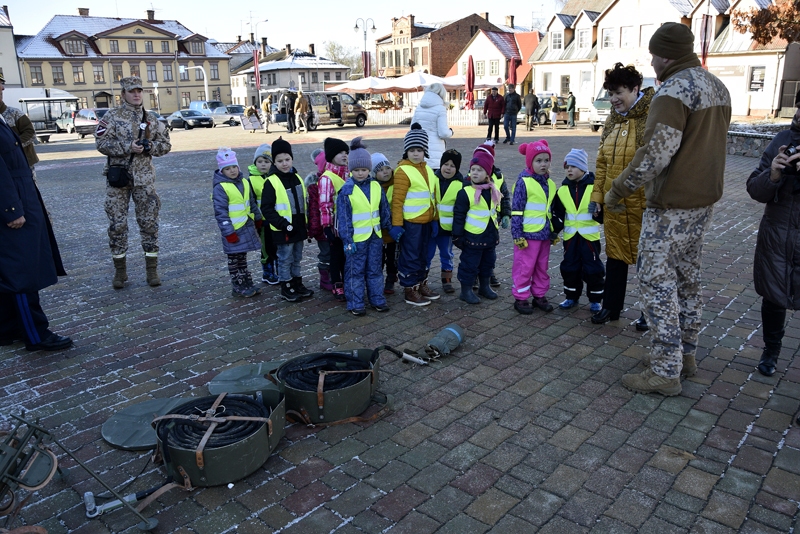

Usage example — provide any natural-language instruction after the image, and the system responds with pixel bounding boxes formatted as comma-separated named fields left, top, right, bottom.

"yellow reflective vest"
left=557, top=184, right=600, bottom=241
left=436, top=178, right=463, bottom=231
left=220, top=180, right=254, bottom=230
left=347, top=181, right=383, bottom=242
left=463, top=185, right=498, bottom=234
left=492, top=172, right=504, bottom=215
left=265, top=173, right=307, bottom=231
left=511, top=177, right=556, bottom=233
left=398, top=164, right=437, bottom=220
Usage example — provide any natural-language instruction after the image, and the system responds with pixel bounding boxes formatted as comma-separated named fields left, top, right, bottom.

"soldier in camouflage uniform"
left=96, top=76, right=171, bottom=288
left=604, top=23, right=731, bottom=396
left=0, top=73, right=40, bottom=183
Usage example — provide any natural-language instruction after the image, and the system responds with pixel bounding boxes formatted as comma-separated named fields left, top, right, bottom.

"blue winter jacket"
left=212, top=170, right=263, bottom=254
left=336, top=177, right=391, bottom=247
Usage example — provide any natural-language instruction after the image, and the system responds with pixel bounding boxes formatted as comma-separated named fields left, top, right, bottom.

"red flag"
left=253, top=49, right=261, bottom=91
left=362, top=51, right=371, bottom=77
left=700, top=15, right=711, bottom=68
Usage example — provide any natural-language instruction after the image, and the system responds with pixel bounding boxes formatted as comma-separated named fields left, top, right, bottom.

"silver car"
left=210, top=105, right=243, bottom=127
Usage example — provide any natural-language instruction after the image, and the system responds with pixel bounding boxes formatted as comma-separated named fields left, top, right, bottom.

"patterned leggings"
left=227, top=253, right=248, bottom=284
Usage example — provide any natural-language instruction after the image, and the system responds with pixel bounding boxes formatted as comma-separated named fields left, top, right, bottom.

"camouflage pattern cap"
left=120, top=76, right=143, bottom=91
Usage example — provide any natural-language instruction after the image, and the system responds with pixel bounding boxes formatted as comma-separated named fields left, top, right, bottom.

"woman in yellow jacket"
left=590, top=63, right=655, bottom=328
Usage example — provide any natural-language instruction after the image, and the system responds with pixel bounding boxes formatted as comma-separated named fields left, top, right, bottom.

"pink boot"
left=319, top=268, right=334, bottom=291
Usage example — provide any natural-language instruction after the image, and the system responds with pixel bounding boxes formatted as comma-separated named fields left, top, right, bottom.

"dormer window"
left=190, top=41, right=204, bottom=54
left=577, top=29, right=590, bottom=49
left=552, top=32, right=563, bottom=50
left=64, top=39, right=85, bottom=55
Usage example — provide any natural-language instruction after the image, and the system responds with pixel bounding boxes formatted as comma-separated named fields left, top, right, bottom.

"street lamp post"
left=353, top=18, right=376, bottom=78
left=182, top=65, right=209, bottom=102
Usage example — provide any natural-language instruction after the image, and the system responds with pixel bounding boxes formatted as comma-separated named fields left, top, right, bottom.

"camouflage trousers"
left=105, top=183, right=161, bottom=256
left=637, top=206, right=714, bottom=379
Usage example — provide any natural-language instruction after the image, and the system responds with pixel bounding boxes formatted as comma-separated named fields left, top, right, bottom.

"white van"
left=188, top=100, right=226, bottom=116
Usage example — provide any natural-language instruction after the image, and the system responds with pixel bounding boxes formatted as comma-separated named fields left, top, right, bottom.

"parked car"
left=189, top=100, right=226, bottom=116
left=210, top=106, right=242, bottom=127
left=268, top=90, right=367, bottom=130
left=148, top=110, right=169, bottom=129
left=74, top=108, right=109, bottom=138
left=55, top=110, right=76, bottom=133
left=536, top=95, right=570, bottom=126
left=166, top=110, right=214, bottom=130
left=587, top=77, right=657, bottom=131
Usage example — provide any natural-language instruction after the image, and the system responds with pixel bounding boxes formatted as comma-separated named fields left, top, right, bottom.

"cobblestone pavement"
left=2, top=122, right=799, bottom=533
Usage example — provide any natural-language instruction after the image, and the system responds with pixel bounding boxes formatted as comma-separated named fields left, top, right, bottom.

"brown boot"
left=441, top=270, right=454, bottom=293
left=145, top=255, right=161, bottom=287
left=112, top=256, right=127, bottom=289
left=418, top=278, right=440, bottom=300
left=404, top=284, right=431, bottom=307
left=622, top=368, right=681, bottom=396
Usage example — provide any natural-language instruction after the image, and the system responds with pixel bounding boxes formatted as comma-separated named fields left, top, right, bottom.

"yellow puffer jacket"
left=590, top=87, right=654, bottom=265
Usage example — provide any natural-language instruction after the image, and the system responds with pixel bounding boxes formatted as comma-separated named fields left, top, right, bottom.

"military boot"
left=622, top=368, right=681, bottom=396
left=145, top=254, right=161, bottom=287
left=112, top=255, right=127, bottom=289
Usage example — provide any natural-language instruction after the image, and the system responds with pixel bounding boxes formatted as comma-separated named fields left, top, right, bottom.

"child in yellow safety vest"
left=212, top=147, right=263, bottom=298
left=318, top=137, right=350, bottom=301
left=336, top=138, right=392, bottom=316
left=371, top=152, right=398, bottom=295
left=427, top=149, right=464, bottom=294
left=259, top=137, right=314, bottom=302
left=248, top=143, right=279, bottom=286
left=511, top=140, right=557, bottom=315
left=390, top=123, right=440, bottom=307
left=550, top=148, right=605, bottom=312
left=451, top=148, right=501, bottom=304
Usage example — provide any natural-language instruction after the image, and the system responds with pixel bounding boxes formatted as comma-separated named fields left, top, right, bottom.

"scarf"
left=472, top=181, right=502, bottom=207
left=600, top=86, right=655, bottom=150
left=325, top=161, right=348, bottom=179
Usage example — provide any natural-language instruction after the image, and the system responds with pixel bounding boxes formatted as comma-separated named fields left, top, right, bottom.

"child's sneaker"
left=372, top=303, right=390, bottom=312
left=590, top=302, right=602, bottom=313
left=559, top=299, right=577, bottom=309
left=351, top=308, right=366, bottom=316
left=333, top=283, right=346, bottom=302
left=532, top=296, right=554, bottom=312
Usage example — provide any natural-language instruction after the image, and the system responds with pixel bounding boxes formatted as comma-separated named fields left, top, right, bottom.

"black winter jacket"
left=260, top=166, right=308, bottom=244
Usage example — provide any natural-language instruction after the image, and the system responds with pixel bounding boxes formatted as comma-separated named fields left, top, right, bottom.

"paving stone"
left=371, top=484, right=428, bottom=522
left=468, top=422, right=515, bottom=449
left=762, top=467, right=800, bottom=501
left=674, top=466, right=720, bottom=500
left=638, top=516, right=689, bottom=534
left=558, top=488, right=612, bottom=527
left=664, top=426, right=707, bottom=453
left=648, top=445, right=695, bottom=474
left=450, top=463, right=503, bottom=496
left=716, top=467, right=762, bottom=500
left=325, top=482, right=383, bottom=518
left=654, top=502, right=697, bottom=528
left=540, top=464, right=590, bottom=498
left=416, top=485, right=473, bottom=523
left=407, top=463, right=459, bottom=495
left=702, top=490, right=749, bottom=529
left=364, top=459, right=418, bottom=492
left=511, top=489, right=565, bottom=526
left=398, top=440, right=448, bottom=470
left=664, top=489, right=707, bottom=514
left=486, top=514, right=537, bottom=533
left=691, top=517, right=739, bottom=534
left=464, top=488, right=519, bottom=525
left=590, top=516, right=638, bottom=534
left=440, top=442, right=490, bottom=471
left=628, top=465, right=675, bottom=498
left=436, top=513, right=490, bottom=534
left=607, top=444, right=652, bottom=474
left=746, top=504, right=794, bottom=532
left=583, top=465, right=633, bottom=499
left=603, top=489, right=657, bottom=528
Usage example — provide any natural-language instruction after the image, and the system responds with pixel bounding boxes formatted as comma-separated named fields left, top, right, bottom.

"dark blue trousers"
left=344, top=235, right=387, bottom=310
left=397, top=221, right=431, bottom=287
left=0, top=292, right=49, bottom=345
left=457, top=245, right=496, bottom=285
left=560, top=236, right=605, bottom=302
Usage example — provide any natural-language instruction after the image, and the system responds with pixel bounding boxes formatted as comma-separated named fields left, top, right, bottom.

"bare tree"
left=731, top=0, right=800, bottom=45
left=322, top=41, right=361, bottom=76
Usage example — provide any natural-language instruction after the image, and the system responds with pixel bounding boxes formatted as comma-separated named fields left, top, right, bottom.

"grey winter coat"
left=746, top=128, right=800, bottom=309
left=212, top=170, right=262, bottom=254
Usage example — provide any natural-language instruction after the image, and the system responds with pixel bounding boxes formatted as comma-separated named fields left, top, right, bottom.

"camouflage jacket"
left=95, top=102, right=171, bottom=185
left=610, top=55, right=731, bottom=209
left=0, top=102, right=39, bottom=166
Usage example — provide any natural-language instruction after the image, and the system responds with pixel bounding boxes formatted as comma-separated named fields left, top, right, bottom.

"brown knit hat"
left=649, top=22, right=694, bottom=60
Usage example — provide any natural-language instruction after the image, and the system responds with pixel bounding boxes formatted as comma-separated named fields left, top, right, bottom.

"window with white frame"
left=462, top=62, right=467, bottom=75
left=335, top=72, right=342, bottom=80
left=580, top=71, right=592, bottom=93
left=51, top=65, right=65, bottom=84
left=128, top=40, right=137, bottom=53
left=543, top=72, right=552, bottom=92
left=161, top=41, right=170, bottom=53
left=195, top=68, right=204, bottom=81
left=180, top=65, right=189, bottom=81
left=92, top=64, right=104, bottom=83
left=620, top=26, right=634, bottom=49
left=145, top=41, right=153, bottom=53
left=129, top=63, right=140, bottom=77
left=29, top=65, right=44, bottom=85
left=210, top=63, right=219, bottom=79
left=552, top=31, right=563, bottom=50
left=640, top=24, right=655, bottom=48
left=163, top=65, right=173, bottom=81
left=147, top=64, right=157, bottom=82
left=602, top=28, right=616, bottom=49
left=109, top=40, right=119, bottom=53
left=476, top=61, right=485, bottom=76
left=577, top=29, right=590, bottom=49
left=190, top=41, right=203, bottom=54
left=72, top=65, right=85, bottom=83
left=64, top=39, right=84, bottom=55
left=490, top=60, right=499, bottom=76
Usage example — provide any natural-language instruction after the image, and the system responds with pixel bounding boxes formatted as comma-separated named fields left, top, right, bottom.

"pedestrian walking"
left=523, top=88, right=539, bottom=130
left=566, top=92, right=576, bottom=128
left=411, top=83, right=453, bottom=168
left=483, top=87, right=504, bottom=143
left=604, top=23, right=732, bottom=396
left=503, top=85, right=522, bottom=145
left=95, top=76, right=171, bottom=289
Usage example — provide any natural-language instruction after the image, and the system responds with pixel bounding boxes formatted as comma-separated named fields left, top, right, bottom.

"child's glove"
left=588, top=201, right=599, bottom=215
left=430, top=221, right=439, bottom=238
left=344, top=242, right=357, bottom=256
left=550, top=236, right=560, bottom=246
left=389, top=226, right=405, bottom=242
left=225, top=233, right=239, bottom=244
left=501, top=216, right=510, bottom=229
left=514, top=237, right=528, bottom=249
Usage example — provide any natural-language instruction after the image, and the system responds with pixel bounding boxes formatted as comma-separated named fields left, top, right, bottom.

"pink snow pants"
left=512, top=239, right=550, bottom=300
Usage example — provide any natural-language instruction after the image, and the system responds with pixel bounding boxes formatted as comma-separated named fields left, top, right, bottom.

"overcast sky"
left=8, top=1, right=557, bottom=55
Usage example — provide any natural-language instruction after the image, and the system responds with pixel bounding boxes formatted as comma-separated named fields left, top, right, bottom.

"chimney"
left=285, top=44, right=292, bottom=54
left=481, top=12, right=489, bottom=21
left=146, top=9, right=154, bottom=20
left=308, top=43, right=315, bottom=56
left=505, top=15, right=514, bottom=28
left=261, top=37, right=268, bottom=57
left=236, top=35, right=241, bottom=43
left=249, top=32, right=254, bottom=44
left=77, top=7, right=89, bottom=16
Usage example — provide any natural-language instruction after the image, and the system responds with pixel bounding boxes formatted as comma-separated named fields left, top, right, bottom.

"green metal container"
left=156, top=393, right=285, bottom=487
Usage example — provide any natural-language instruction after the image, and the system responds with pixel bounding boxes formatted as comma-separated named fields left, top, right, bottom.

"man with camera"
left=604, top=23, right=731, bottom=396
left=96, top=76, right=171, bottom=289
left=746, top=90, right=800, bottom=377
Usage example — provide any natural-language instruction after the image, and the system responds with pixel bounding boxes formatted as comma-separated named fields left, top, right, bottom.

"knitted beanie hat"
left=311, top=148, right=326, bottom=174
left=519, top=140, right=552, bottom=172
left=272, top=137, right=293, bottom=160
left=440, top=149, right=462, bottom=171
left=469, top=150, right=494, bottom=178
left=324, top=137, right=349, bottom=163
left=348, top=137, right=372, bottom=171
left=564, top=148, right=589, bottom=173
left=216, top=147, right=238, bottom=170
left=253, top=143, right=272, bottom=164
left=649, top=22, right=694, bottom=60
left=371, top=152, right=390, bottom=174
left=473, top=140, right=496, bottom=159
left=403, top=123, right=429, bottom=158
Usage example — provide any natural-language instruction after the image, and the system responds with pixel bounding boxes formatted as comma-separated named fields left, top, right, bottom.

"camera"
left=785, top=144, right=798, bottom=157
left=138, top=138, right=152, bottom=153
